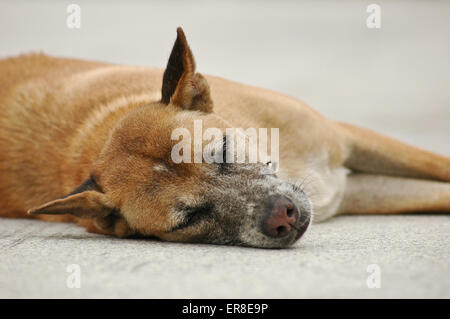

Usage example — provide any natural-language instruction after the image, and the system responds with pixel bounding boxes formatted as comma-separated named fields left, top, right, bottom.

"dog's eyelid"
left=218, top=161, right=230, bottom=174
left=171, top=202, right=214, bottom=232
left=217, top=136, right=231, bottom=173
left=222, top=135, right=229, bottom=164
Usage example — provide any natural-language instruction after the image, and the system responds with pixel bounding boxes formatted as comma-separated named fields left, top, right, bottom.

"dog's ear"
left=161, top=27, right=213, bottom=113
left=27, top=191, right=113, bottom=218
left=27, top=177, right=114, bottom=219
left=28, top=177, right=134, bottom=237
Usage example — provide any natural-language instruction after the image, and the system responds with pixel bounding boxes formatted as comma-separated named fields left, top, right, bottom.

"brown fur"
left=0, top=28, right=449, bottom=247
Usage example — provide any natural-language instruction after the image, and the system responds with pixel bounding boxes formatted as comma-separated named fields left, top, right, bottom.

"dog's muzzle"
left=261, top=195, right=310, bottom=243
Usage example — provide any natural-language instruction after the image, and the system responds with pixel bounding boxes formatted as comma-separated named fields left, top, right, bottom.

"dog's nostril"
left=276, top=225, right=290, bottom=237
left=262, top=195, right=299, bottom=238
left=286, top=207, right=294, bottom=218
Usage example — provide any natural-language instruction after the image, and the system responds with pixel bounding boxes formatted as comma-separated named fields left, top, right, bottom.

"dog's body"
left=1, top=29, right=449, bottom=247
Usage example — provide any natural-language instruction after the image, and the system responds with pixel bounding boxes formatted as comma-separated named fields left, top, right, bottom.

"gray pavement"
left=1, top=215, right=449, bottom=298
left=0, top=0, right=449, bottom=298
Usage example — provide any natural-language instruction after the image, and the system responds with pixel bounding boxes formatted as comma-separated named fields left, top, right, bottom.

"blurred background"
left=1, top=0, right=449, bottom=155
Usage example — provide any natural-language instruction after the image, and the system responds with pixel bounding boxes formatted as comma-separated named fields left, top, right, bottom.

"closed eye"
left=171, top=202, right=214, bottom=232
left=219, top=135, right=230, bottom=174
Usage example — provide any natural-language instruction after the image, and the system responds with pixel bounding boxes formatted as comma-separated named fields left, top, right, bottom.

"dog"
left=0, top=28, right=449, bottom=248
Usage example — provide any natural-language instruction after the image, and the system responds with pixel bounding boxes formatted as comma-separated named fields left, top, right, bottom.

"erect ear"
left=161, top=27, right=213, bottom=113
left=27, top=177, right=114, bottom=219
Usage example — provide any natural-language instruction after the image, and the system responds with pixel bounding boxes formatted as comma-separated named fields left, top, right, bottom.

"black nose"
left=262, top=195, right=299, bottom=238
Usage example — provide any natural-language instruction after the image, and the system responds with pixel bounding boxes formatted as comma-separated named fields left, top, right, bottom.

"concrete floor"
left=0, top=0, right=449, bottom=298
left=1, top=215, right=449, bottom=298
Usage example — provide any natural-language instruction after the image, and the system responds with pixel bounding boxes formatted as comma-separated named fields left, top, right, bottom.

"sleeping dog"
left=0, top=28, right=449, bottom=248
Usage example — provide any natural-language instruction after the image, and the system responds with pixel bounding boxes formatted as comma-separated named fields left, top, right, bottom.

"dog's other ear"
left=27, top=176, right=114, bottom=218
left=27, top=191, right=113, bottom=218
left=28, top=177, right=134, bottom=237
left=161, top=27, right=213, bottom=113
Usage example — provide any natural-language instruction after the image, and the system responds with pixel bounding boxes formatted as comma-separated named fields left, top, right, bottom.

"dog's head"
left=29, top=28, right=312, bottom=248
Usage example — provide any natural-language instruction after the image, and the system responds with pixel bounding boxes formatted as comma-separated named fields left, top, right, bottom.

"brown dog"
left=0, top=28, right=449, bottom=248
